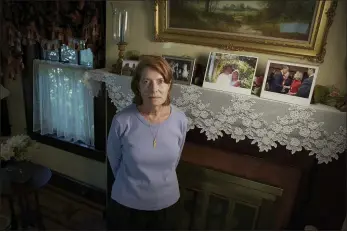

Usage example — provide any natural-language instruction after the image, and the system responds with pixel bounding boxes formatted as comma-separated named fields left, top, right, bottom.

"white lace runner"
left=84, top=69, right=347, bottom=164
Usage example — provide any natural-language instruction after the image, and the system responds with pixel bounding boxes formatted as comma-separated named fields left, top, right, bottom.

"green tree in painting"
left=258, top=0, right=316, bottom=22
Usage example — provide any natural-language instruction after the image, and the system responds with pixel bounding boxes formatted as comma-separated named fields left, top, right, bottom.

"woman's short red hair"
left=131, top=56, right=173, bottom=106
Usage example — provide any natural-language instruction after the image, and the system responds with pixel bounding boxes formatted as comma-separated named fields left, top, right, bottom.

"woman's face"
left=139, top=68, right=171, bottom=107
left=232, top=72, right=238, bottom=81
left=225, top=66, right=233, bottom=74
left=294, top=71, right=302, bottom=80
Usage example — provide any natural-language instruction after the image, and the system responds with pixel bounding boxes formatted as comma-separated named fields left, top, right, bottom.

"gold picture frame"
left=154, top=0, right=337, bottom=63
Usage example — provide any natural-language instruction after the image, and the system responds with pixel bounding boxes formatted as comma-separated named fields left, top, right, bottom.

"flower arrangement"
left=0, top=135, right=37, bottom=162
left=313, top=85, right=346, bottom=111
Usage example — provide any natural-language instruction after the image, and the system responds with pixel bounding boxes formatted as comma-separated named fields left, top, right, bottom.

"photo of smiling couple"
left=215, top=65, right=241, bottom=87
left=203, top=52, right=258, bottom=95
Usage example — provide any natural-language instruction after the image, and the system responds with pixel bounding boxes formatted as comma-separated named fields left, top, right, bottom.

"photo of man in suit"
left=268, top=66, right=289, bottom=93
left=296, top=68, right=315, bottom=98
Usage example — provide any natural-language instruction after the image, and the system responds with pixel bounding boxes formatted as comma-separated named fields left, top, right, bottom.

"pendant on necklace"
left=153, top=139, right=157, bottom=148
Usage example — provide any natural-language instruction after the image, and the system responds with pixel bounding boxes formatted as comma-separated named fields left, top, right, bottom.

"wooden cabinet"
left=170, top=162, right=283, bottom=230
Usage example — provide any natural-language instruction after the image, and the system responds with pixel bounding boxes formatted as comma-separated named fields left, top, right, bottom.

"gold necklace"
left=148, top=124, right=160, bottom=148
left=138, top=106, right=170, bottom=148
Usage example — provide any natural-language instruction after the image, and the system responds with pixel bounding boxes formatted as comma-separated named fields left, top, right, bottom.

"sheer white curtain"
left=33, top=61, right=94, bottom=146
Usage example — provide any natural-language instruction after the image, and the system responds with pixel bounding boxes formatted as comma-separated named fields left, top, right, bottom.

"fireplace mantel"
left=84, top=68, right=346, bottom=164
left=84, top=67, right=346, bottom=230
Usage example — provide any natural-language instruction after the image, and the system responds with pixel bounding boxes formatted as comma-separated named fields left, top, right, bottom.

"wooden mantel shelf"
left=181, top=142, right=300, bottom=187
left=98, top=73, right=346, bottom=230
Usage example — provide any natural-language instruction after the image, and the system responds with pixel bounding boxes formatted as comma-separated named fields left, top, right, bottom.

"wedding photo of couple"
left=163, top=55, right=195, bottom=85
left=215, top=65, right=241, bottom=87
left=203, top=52, right=258, bottom=95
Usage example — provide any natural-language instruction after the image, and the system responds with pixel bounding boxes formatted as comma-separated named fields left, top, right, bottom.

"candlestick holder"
left=110, top=3, right=130, bottom=74
left=112, top=42, right=128, bottom=74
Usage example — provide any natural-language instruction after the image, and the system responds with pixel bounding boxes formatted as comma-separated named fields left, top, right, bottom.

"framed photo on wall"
left=203, top=52, right=258, bottom=95
left=163, top=55, right=195, bottom=85
left=260, top=60, right=319, bottom=106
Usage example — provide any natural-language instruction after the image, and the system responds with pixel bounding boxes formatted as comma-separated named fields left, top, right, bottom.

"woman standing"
left=230, top=69, right=241, bottom=87
left=288, top=71, right=303, bottom=95
left=106, top=56, right=188, bottom=230
left=181, top=63, right=189, bottom=80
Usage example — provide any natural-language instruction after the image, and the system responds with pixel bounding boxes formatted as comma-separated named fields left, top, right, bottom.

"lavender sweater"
left=107, top=104, right=188, bottom=210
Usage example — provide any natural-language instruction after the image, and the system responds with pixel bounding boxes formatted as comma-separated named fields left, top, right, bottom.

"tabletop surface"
left=1, top=162, right=35, bottom=184
left=0, top=162, right=51, bottom=195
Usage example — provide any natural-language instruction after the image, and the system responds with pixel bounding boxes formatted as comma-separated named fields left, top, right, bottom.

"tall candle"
left=120, top=12, right=125, bottom=43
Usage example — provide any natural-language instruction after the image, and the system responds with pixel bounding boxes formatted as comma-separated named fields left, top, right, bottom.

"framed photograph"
left=163, top=55, right=195, bottom=85
left=260, top=60, right=319, bottom=106
left=154, top=1, right=337, bottom=63
left=121, top=60, right=139, bottom=76
left=203, top=52, right=258, bottom=95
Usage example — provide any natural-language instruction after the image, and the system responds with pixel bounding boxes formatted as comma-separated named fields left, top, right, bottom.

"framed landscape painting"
left=154, top=0, right=337, bottom=62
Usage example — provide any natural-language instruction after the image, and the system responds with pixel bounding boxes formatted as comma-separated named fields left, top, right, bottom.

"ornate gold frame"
left=154, top=0, right=337, bottom=63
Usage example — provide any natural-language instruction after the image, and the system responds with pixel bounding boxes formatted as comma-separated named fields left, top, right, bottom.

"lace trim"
left=84, top=70, right=347, bottom=164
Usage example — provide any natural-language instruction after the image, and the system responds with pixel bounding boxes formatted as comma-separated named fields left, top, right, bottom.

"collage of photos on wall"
left=121, top=52, right=319, bottom=106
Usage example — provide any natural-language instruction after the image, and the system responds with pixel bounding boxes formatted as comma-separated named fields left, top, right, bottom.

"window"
left=33, top=45, right=95, bottom=148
